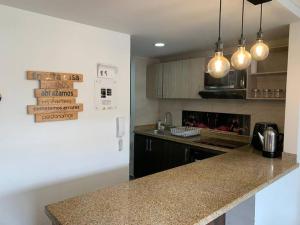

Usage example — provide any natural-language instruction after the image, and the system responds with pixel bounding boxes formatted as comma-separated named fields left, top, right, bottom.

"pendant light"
left=231, top=0, right=252, bottom=70
left=250, top=4, right=269, bottom=61
left=207, top=0, right=230, bottom=78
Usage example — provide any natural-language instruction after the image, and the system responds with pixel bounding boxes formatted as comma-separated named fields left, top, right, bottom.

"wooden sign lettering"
left=27, top=104, right=83, bottom=114
left=34, top=89, right=78, bottom=98
left=37, top=97, right=76, bottom=105
left=27, top=71, right=83, bottom=82
left=40, top=80, right=74, bottom=89
left=35, top=112, right=78, bottom=123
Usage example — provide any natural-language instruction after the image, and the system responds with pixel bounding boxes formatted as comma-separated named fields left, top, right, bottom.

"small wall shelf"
left=250, top=71, right=287, bottom=76
left=246, top=97, right=286, bottom=101
left=247, top=46, right=288, bottom=101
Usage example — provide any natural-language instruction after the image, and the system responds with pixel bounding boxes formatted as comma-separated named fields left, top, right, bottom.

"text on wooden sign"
left=35, top=112, right=78, bottom=123
left=27, top=104, right=83, bottom=114
left=37, top=97, right=76, bottom=105
left=34, top=89, right=78, bottom=98
left=40, top=80, right=74, bottom=89
left=27, top=71, right=83, bottom=82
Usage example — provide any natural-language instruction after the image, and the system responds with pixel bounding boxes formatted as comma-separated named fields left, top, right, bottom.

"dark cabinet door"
left=164, top=141, right=191, bottom=170
left=134, top=135, right=192, bottom=178
left=134, top=134, right=148, bottom=178
left=134, top=135, right=165, bottom=178
left=207, top=215, right=225, bottom=225
left=147, top=137, right=165, bottom=174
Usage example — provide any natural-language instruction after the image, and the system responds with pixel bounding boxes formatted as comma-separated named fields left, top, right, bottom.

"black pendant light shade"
left=247, top=0, right=271, bottom=5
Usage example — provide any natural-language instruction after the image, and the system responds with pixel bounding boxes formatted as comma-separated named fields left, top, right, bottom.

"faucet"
left=164, top=112, right=173, bottom=128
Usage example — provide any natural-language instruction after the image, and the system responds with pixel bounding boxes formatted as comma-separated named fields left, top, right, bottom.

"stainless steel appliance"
left=251, top=122, right=279, bottom=151
left=258, top=127, right=283, bottom=158
left=199, top=70, right=247, bottom=99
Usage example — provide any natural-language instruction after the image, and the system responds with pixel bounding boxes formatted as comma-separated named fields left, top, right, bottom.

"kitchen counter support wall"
left=254, top=20, right=300, bottom=225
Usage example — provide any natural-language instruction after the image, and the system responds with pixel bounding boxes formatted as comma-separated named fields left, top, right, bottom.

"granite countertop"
left=134, top=129, right=250, bottom=153
left=46, top=131, right=299, bottom=225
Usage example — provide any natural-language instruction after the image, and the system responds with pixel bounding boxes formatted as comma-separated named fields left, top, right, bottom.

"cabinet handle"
left=149, top=139, right=152, bottom=152
left=146, top=139, right=149, bottom=152
left=184, top=148, right=189, bottom=163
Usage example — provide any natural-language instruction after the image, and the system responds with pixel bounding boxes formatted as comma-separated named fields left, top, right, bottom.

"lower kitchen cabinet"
left=163, top=141, right=190, bottom=170
left=134, top=134, right=191, bottom=178
left=134, top=135, right=164, bottom=178
left=207, top=215, right=225, bottom=225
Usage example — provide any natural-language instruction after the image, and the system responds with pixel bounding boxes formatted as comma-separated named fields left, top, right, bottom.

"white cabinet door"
left=146, top=64, right=163, bottom=98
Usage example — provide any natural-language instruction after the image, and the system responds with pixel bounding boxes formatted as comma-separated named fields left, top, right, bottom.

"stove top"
left=193, top=138, right=247, bottom=149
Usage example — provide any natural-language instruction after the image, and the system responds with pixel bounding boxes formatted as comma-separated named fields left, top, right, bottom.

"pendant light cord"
left=241, top=0, right=245, bottom=39
left=218, top=0, right=222, bottom=41
left=259, top=4, right=263, bottom=33
left=216, top=0, right=223, bottom=51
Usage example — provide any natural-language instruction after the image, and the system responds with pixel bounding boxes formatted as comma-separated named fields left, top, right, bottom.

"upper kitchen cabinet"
left=146, top=63, right=163, bottom=98
left=146, top=57, right=205, bottom=99
left=163, top=58, right=205, bottom=99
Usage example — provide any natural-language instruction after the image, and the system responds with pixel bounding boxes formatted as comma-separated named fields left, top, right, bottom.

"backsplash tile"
left=182, top=111, right=251, bottom=135
left=158, top=99, right=285, bottom=134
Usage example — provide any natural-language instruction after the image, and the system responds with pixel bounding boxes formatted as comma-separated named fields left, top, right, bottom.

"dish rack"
left=170, top=127, right=201, bottom=137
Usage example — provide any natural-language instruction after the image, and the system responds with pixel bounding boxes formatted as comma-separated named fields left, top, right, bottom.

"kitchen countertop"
left=45, top=130, right=299, bottom=225
left=134, top=129, right=250, bottom=153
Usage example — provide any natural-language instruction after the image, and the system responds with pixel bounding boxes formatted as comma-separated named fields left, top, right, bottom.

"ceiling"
left=0, top=0, right=299, bottom=57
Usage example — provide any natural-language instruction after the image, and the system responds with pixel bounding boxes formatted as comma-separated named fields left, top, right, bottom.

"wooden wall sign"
left=27, top=71, right=84, bottom=123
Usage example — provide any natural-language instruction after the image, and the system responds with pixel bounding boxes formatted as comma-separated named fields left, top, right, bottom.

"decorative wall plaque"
left=27, top=71, right=84, bottom=123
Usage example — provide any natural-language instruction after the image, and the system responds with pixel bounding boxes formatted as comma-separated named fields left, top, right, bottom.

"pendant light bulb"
left=207, top=0, right=230, bottom=78
left=231, top=0, right=252, bottom=70
left=208, top=51, right=230, bottom=78
left=250, top=4, right=269, bottom=61
left=231, top=45, right=252, bottom=70
left=250, top=39, right=269, bottom=61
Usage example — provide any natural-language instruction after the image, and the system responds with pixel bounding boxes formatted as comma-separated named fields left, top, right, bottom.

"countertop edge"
left=194, top=163, right=299, bottom=225
left=45, top=163, right=299, bottom=225
left=45, top=206, right=61, bottom=225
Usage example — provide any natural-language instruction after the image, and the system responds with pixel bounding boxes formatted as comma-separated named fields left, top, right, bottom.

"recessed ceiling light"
left=154, top=42, right=165, bottom=47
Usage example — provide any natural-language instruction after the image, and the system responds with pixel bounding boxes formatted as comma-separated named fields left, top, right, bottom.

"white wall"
left=133, top=56, right=159, bottom=126
left=254, top=21, right=300, bottom=225
left=0, top=5, right=130, bottom=225
left=226, top=197, right=255, bottom=225
left=130, top=56, right=159, bottom=176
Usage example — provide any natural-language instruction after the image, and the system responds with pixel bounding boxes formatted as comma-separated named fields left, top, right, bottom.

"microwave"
left=199, top=70, right=247, bottom=99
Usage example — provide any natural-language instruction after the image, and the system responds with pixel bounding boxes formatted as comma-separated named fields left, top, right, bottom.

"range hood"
left=199, top=89, right=246, bottom=99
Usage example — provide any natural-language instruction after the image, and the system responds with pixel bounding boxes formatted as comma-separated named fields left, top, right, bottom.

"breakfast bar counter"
left=45, top=143, right=298, bottom=225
